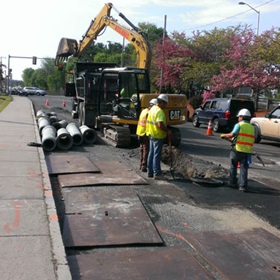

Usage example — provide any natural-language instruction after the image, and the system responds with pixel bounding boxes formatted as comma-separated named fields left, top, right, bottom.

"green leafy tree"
left=22, top=68, right=35, bottom=86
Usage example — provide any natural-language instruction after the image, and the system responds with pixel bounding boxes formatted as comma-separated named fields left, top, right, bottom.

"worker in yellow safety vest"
left=146, top=94, right=169, bottom=180
left=221, top=108, right=255, bottom=192
left=136, top=98, right=158, bottom=172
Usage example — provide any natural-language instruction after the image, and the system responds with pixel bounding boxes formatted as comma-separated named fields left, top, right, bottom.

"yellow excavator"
left=55, top=3, right=187, bottom=147
left=55, top=3, right=151, bottom=70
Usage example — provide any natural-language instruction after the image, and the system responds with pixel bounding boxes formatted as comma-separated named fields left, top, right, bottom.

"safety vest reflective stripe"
left=235, top=122, right=255, bottom=153
left=238, top=132, right=255, bottom=139
left=236, top=141, right=254, bottom=146
left=136, top=108, right=149, bottom=136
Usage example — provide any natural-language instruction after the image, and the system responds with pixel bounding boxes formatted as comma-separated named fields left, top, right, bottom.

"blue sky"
left=1, top=0, right=280, bottom=80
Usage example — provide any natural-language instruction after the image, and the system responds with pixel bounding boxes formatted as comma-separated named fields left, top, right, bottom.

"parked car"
left=250, top=105, right=280, bottom=143
left=192, top=98, right=255, bottom=132
left=11, top=87, right=23, bottom=95
left=22, top=87, right=46, bottom=96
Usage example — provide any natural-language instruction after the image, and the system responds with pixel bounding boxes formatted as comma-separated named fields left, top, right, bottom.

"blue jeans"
left=229, top=148, right=249, bottom=187
left=147, top=137, right=164, bottom=176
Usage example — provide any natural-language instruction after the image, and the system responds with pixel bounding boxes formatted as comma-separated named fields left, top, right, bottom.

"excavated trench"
left=161, top=145, right=228, bottom=180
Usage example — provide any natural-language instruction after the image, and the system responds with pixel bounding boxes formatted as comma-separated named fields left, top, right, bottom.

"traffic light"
left=58, top=64, right=63, bottom=71
left=32, top=56, right=37, bottom=65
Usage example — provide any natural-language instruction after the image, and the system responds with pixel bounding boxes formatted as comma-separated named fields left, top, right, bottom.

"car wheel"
left=252, top=124, right=261, bottom=143
left=192, top=115, right=200, bottom=127
left=212, top=118, right=220, bottom=132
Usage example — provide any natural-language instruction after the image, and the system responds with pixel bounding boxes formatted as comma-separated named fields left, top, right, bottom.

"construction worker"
left=146, top=94, right=169, bottom=180
left=221, top=108, right=255, bottom=192
left=136, top=98, right=158, bottom=172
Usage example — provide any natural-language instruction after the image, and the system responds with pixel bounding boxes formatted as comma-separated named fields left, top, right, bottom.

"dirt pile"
left=161, top=145, right=228, bottom=179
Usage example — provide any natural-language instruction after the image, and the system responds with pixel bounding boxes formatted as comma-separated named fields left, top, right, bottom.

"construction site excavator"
left=55, top=3, right=187, bottom=147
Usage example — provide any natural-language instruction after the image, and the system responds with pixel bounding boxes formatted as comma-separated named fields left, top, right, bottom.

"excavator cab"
left=98, top=68, right=150, bottom=120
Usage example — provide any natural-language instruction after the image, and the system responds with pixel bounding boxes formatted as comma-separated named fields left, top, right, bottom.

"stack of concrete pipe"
left=36, top=110, right=97, bottom=151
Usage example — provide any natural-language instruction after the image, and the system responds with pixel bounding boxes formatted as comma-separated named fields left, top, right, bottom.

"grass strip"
left=0, top=95, right=13, bottom=112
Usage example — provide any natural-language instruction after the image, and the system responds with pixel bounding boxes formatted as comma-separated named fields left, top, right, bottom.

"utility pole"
left=0, top=56, right=6, bottom=93
left=159, top=15, right=167, bottom=94
left=7, top=55, right=38, bottom=95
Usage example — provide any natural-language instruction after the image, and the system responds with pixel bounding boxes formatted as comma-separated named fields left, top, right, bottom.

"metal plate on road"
left=67, top=247, right=213, bottom=280
left=58, top=161, right=148, bottom=187
left=62, top=187, right=162, bottom=247
left=185, top=228, right=280, bottom=279
left=45, top=154, right=100, bottom=175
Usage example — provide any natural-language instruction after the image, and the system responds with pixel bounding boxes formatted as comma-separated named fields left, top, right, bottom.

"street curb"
left=30, top=100, right=72, bottom=280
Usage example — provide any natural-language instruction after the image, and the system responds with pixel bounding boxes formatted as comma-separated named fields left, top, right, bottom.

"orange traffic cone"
left=62, top=101, right=66, bottom=108
left=45, top=99, right=49, bottom=106
left=206, top=120, right=213, bottom=136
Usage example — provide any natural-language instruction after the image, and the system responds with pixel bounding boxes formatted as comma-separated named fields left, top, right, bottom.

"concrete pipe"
left=66, top=122, right=83, bottom=146
left=53, top=120, right=68, bottom=131
left=52, top=122, right=62, bottom=130
left=80, top=125, right=97, bottom=144
left=56, top=128, right=73, bottom=150
left=58, top=119, right=68, bottom=128
left=38, top=117, right=50, bottom=136
left=49, top=115, right=59, bottom=124
left=36, top=110, right=47, bottom=118
left=47, top=112, right=57, bottom=117
left=41, top=125, right=57, bottom=151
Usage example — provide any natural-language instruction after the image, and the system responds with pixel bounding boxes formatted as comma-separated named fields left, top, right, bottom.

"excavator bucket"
left=55, top=37, right=78, bottom=65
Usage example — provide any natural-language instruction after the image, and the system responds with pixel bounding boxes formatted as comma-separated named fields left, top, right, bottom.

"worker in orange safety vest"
left=221, top=108, right=255, bottom=192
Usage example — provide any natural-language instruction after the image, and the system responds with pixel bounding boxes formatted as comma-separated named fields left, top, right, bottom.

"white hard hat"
left=149, top=98, right=157, bottom=106
left=237, top=108, right=251, bottom=117
left=157, top=94, right=168, bottom=103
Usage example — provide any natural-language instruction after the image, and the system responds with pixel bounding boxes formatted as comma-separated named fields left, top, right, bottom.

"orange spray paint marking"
left=45, top=190, right=53, bottom=197
left=12, top=201, right=21, bottom=228
left=3, top=201, right=21, bottom=233
left=183, top=222, right=192, bottom=229
left=50, top=214, right=58, bottom=221
left=4, top=224, right=11, bottom=233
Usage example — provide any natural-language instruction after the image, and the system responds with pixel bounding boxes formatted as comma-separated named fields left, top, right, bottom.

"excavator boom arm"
left=55, top=3, right=151, bottom=69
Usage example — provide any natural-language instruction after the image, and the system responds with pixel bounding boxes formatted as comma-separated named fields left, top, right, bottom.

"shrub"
left=189, top=95, right=203, bottom=109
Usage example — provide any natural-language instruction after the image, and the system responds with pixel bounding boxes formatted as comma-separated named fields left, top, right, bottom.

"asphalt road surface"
left=28, top=94, right=280, bottom=279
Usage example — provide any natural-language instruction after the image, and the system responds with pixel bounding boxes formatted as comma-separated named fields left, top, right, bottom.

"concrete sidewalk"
left=0, top=96, right=71, bottom=280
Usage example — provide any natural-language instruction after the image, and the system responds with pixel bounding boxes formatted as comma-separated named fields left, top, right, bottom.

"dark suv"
left=192, top=98, right=255, bottom=132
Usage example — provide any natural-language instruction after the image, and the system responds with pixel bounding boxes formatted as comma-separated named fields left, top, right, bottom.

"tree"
left=210, top=27, right=280, bottom=97
left=153, top=27, right=241, bottom=96
left=22, top=68, right=35, bottom=86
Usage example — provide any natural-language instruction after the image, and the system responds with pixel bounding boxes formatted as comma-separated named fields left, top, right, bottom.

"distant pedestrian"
left=146, top=94, right=169, bottom=180
left=136, top=98, right=158, bottom=172
left=221, top=108, right=255, bottom=192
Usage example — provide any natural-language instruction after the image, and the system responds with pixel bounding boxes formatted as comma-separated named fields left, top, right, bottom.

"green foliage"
left=0, top=95, right=12, bottom=112
left=189, top=95, right=203, bottom=109
left=22, top=68, right=35, bottom=86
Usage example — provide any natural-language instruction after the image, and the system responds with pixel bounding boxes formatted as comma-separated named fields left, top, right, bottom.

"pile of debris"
left=161, top=144, right=228, bottom=180
left=36, top=110, right=97, bottom=151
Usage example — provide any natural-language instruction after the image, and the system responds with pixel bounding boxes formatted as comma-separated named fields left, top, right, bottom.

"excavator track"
left=103, top=125, right=131, bottom=147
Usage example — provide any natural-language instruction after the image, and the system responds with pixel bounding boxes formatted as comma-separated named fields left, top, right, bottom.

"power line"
left=183, top=0, right=277, bottom=32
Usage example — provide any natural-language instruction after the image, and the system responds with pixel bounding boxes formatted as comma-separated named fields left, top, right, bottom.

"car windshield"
left=270, top=108, right=280, bottom=118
